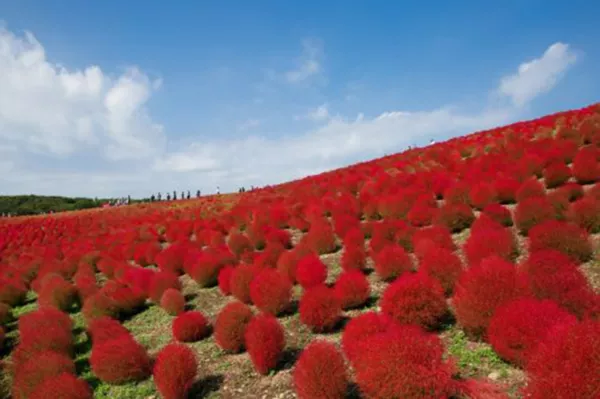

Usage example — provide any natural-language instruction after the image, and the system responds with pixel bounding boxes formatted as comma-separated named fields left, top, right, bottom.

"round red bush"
left=293, top=341, right=348, bottom=399
left=82, top=292, right=119, bottom=324
left=230, top=264, right=259, bottom=304
left=469, top=183, right=498, bottom=210
left=341, top=244, right=366, bottom=272
left=528, top=220, right=593, bottom=263
left=514, top=196, right=556, bottom=234
left=520, top=250, right=597, bottom=318
left=295, top=254, right=327, bottom=289
left=407, top=203, right=437, bottom=227
left=29, top=372, right=92, bottom=399
left=482, top=203, right=513, bottom=227
left=543, top=162, right=572, bottom=189
left=217, top=265, right=234, bottom=295
left=153, top=343, right=198, bottom=399
left=353, top=325, right=456, bottom=399
left=37, top=278, right=78, bottom=312
left=148, top=271, right=181, bottom=303
left=453, top=256, right=527, bottom=339
left=214, top=301, right=254, bottom=353
left=89, top=335, right=152, bottom=384
left=172, top=311, right=210, bottom=342
left=244, top=314, right=285, bottom=375
left=412, top=225, right=455, bottom=252
left=227, top=232, right=253, bottom=258
left=463, top=227, right=518, bottom=266
left=299, top=285, right=342, bottom=333
left=160, top=288, right=186, bottom=316
left=435, top=202, right=475, bottom=233
left=558, top=182, right=584, bottom=202
left=487, top=298, right=577, bottom=367
left=333, top=270, right=370, bottom=310
left=524, top=320, right=600, bottom=399
left=249, top=268, right=292, bottom=316
left=515, top=178, right=546, bottom=202
left=373, top=244, right=412, bottom=281
left=304, top=220, right=337, bottom=254
left=572, top=147, right=600, bottom=184
left=568, top=197, right=600, bottom=233
left=87, top=316, right=130, bottom=346
left=12, top=351, right=76, bottom=399
left=419, top=246, right=463, bottom=295
left=341, top=312, right=394, bottom=364
left=380, top=273, right=447, bottom=330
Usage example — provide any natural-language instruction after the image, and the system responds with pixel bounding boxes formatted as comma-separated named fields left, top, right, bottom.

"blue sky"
left=0, top=0, right=599, bottom=197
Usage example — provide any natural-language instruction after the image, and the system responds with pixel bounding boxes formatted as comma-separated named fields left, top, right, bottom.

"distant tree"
left=173, top=191, right=177, bottom=200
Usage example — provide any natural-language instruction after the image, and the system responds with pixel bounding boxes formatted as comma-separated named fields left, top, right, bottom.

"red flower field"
left=1, top=103, right=599, bottom=398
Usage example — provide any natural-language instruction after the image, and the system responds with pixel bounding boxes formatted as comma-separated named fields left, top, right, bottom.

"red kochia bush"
left=153, top=343, right=198, bottom=399
left=230, top=264, right=259, bottom=304
left=419, top=247, right=463, bottom=295
left=172, top=311, right=210, bottom=342
left=304, top=220, right=337, bottom=254
left=295, top=254, right=327, bottom=289
left=82, top=292, right=119, bottom=324
left=463, top=227, right=518, bottom=266
left=469, top=183, right=498, bottom=210
left=528, top=220, right=593, bottom=263
left=249, top=268, right=292, bottom=316
left=11, top=351, right=76, bottom=399
left=244, top=314, right=285, bottom=375
left=520, top=250, right=597, bottom=318
left=482, top=203, right=513, bottom=227
left=29, top=372, right=93, bottom=399
left=227, top=232, right=253, bottom=258
left=373, top=244, right=412, bottom=281
left=412, top=225, right=456, bottom=252
left=341, top=243, right=367, bottom=272
left=524, top=320, right=600, bottom=399
left=299, top=285, right=342, bottom=333
left=37, top=278, right=78, bottom=311
left=514, top=196, right=556, bottom=234
left=380, top=273, right=447, bottom=330
left=341, top=312, right=394, bottom=364
left=293, top=341, right=348, bottom=399
left=572, top=146, right=600, bottom=184
left=217, top=265, right=234, bottom=295
left=515, top=177, right=546, bottom=202
left=160, top=288, right=186, bottom=316
left=568, top=197, right=600, bottom=233
left=435, top=202, right=475, bottom=232
left=352, top=325, right=456, bottom=399
left=333, top=270, right=370, bottom=309
left=487, top=298, right=577, bottom=367
left=87, top=316, right=130, bottom=345
left=543, top=162, right=572, bottom=189
left=148, top=271, right=181, bottom=303
left=214, top=301, right=254, bottom=353
left=89, top=335, right=152, bottom=384
left=453, top=256, right=526, bottom=339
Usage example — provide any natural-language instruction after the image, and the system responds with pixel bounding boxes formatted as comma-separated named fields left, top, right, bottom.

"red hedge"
left=299, top=285, right=342, bottom=333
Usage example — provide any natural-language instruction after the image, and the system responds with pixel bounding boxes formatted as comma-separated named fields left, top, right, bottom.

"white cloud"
left=285, top=39, right=323, bottom=83
left=0, top=31, right=581, bottom=198
left=498, top=42, right=578, bottom=107
left=307, top=103, right=330, bottom=121
left=0, top=27, right=164, bottom=160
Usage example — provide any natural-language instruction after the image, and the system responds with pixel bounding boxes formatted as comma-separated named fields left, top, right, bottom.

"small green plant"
left=447, top=329, right=509, bottom=376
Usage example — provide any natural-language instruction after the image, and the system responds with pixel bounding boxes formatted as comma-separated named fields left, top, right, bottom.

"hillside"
left=0, top=103, right=599, bottom=398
